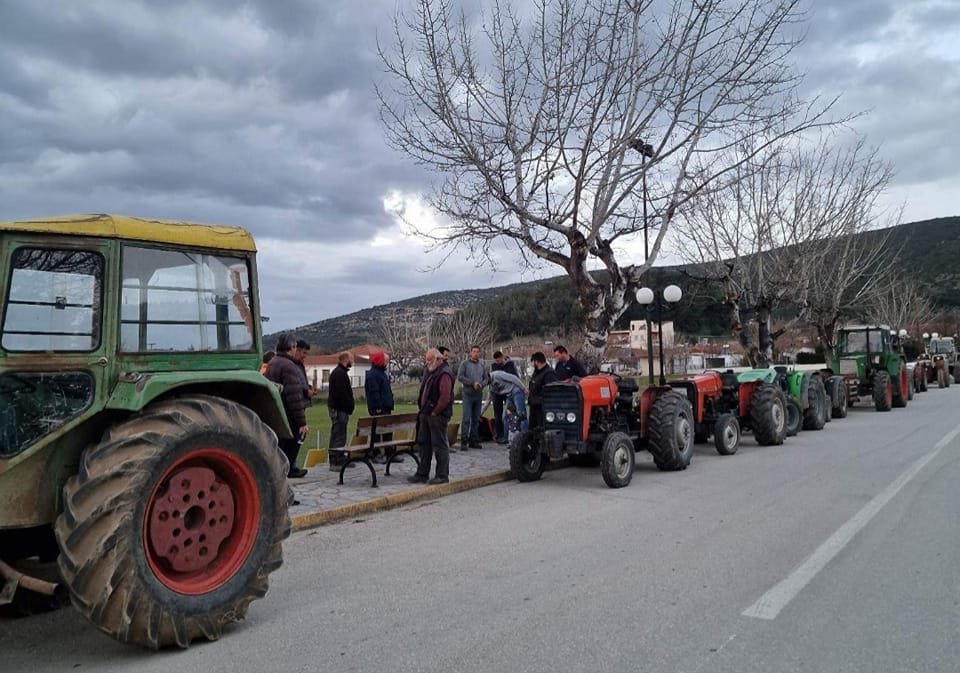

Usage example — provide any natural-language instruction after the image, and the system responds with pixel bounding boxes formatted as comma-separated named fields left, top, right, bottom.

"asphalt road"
left=3, top=386, right=959, bottom=673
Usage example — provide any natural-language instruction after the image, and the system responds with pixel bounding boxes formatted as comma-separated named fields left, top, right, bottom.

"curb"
left=290, top=457, right=570, bottom=532
left=291, top=470, right=513, bottom=531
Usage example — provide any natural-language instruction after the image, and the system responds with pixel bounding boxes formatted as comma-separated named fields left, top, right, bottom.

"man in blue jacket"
left=365, top=350, right=403, bottom=463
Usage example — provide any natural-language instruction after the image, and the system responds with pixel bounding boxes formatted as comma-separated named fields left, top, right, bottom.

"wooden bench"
left=332, top=412, right=421, bottom=487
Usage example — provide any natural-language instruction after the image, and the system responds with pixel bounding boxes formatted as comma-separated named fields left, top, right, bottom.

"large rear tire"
left=750, top=384, right=787, bottom=446
left=509, top=431, right=546, bottom=482
left=892, top=367, right=908, bottom=408
left=54, top=395, right=291, bottom=649
left=873, top=371, right=892, bottom=411
left=600, top=432, right=635, bottom=488
left=647, top=391, right=694, bottom=471
left=802, top=378, right=827, bottom=430
left=713, top=414, right=740, bottom=455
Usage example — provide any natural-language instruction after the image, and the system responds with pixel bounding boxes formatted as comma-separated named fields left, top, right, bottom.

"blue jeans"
left=461, top=391, right=483, bottom=445
left=504, top=390, right=527, bottom=438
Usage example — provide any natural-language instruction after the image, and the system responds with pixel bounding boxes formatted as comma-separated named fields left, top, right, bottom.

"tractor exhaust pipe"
left=0, top=558, right=65, bottom=605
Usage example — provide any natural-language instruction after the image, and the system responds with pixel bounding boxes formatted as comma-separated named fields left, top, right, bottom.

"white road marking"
left=742, top=422, right=960, bottom=620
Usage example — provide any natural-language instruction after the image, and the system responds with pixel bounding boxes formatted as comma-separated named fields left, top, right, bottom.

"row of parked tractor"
left=510, top=325, right=959, bottom=488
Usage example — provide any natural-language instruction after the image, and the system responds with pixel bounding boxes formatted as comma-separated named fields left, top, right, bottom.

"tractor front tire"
left=873, top=371, right=893, bottom=411
left=713, top=414, right=740, bottom=455
left=509, top=431, right=547, bottom=482
left=750, top=384, right=787, bottom=446
left=648, top=392, right=695, bottom=471
left=600, top=432, right=636, bottom=488
left=785, top=397, right=802, bottom=437
left=802, top=378, right=827, bottom=430
left=54, top=395, right=291, bottom=649
left=832, top=382, right=849, bottom=419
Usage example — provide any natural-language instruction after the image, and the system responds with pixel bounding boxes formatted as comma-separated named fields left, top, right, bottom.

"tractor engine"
left=541, top=375, right=636, bottom=458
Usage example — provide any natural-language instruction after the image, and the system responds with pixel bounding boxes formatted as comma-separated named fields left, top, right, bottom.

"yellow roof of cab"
left=0, top=214, right=257, bottom=252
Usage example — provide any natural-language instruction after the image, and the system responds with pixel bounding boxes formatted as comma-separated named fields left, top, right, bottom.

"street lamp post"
left=636, top=284, right=683, bottom=386
left=630, top=137, right=656, bottom=387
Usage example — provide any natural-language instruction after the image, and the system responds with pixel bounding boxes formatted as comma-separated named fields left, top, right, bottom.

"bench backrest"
left=354, top=412, right=419, bottom=441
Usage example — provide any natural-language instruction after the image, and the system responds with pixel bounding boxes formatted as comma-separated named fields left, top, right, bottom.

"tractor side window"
left=120, top=246, right=255, bottom=353
left=0, top=372, right=94, bottom=458
left=1, top=248, right=103, bottom=352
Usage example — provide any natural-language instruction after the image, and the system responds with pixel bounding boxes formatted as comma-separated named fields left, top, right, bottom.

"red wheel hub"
left=144, top=448, right=260, bottom=595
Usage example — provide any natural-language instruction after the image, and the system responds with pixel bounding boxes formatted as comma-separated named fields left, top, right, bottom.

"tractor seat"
left=721, top=370, right=739, bottom=388
left=617, top=378, right=639, bottom=396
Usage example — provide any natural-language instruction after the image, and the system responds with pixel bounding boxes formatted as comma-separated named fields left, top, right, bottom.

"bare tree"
left=428, top=307, right=497, bottom=366
left=374, top=314, right=429, bottom=380
left=867, top=275, right=938, bottom=335
left=676, top=135, right=895, bottom=366
left=378, top=0, right=837, bottom=364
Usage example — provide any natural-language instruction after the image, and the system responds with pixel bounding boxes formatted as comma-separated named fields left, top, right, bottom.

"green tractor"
left=828, top=324, right=910, bottom=412
left=774, top=367, right=841, bottom=434
left=0, top=215, right=293, bottom=648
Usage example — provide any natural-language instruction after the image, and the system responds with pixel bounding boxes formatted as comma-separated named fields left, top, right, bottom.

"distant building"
left=302, top=343, right=383, bottom=390
left=629, top=320, right=675, bottom=350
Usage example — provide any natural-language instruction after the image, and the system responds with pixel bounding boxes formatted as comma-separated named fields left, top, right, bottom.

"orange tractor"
left=509, top=375, right=696, bottom=488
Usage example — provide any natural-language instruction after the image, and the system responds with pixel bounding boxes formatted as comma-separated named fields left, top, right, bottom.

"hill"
left=267, top=216, right=960, bottom=350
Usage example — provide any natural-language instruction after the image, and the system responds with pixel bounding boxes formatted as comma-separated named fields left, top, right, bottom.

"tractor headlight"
left=566, top=412, right=577, bottom=423
left=545, top=411, right=556, bottom=422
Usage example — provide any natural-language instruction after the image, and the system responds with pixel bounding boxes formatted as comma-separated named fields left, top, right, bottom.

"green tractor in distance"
left=829, top=324, right=910, bottom=412
left=0, top=215, right=293, bottom=649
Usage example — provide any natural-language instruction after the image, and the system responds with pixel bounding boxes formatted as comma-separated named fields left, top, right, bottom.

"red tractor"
left=509, top=375, right=694, bottom=489
left=670, top=369, right=787, bottom=448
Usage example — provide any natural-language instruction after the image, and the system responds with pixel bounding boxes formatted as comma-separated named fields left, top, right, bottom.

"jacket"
left=555, top=356, right=587, bottom=380
left=328, top=363, right=355, bottom=415
left=528, top=365, right=559, bottom=406
left=489, top=370, right=525, bottom=397
left=419, top=361, right=455, bottom=419
left=365, top=365, right=394, bottom=415
left=265, top=352, right=309, bottom=428
left=457, top=358, right=489, bottom=397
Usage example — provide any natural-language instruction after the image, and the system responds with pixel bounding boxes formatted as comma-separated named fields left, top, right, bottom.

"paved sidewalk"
left=288, top=441, right=517, bottom=530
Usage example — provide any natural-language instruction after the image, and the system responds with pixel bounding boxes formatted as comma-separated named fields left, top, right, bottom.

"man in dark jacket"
left=491, top=350, right=519, bottom=444
left=327, top=351, right=354, bottom=471
left=528, top=351, right=559, bottom=430
left=365, top=350, right=403, bottom=463
left=364, top=351, right=394, bottom=415
left=265, top=333, right=309, bottom=478
left=553, top=344, right=587, bottom=381
left=408, top=348, right=454, bottom=485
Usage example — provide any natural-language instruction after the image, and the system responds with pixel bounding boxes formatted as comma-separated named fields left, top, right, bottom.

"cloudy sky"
left=2, top=1, right=958, bottom=331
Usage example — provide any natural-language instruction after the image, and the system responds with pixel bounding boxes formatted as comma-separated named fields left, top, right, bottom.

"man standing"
left=327, top=351, right=355, bottom=472
left=408, top=348, right=454, bottom=485
left=456, top=345, right=489, bottom=450
left=264, top=333, right=309, bottom=478
left=365, top=350, right=403, bottom=463
left=553, top=344, right=587, bottom=381
left=295, top=339, right=317, bottom=399
left=490, top=350, right=519, bottom=444
left=528, top=351, right=558, bottom=430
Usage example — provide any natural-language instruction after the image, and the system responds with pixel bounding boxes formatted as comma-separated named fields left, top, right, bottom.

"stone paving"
left=288, top=440, right=515, bottom=526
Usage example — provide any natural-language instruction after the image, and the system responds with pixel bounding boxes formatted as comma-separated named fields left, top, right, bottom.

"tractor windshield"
left=120, top=246, right=255, bottom=353
left=929, top=339, right=955, bottom=355
left=841, top=330, right=886, bottom=354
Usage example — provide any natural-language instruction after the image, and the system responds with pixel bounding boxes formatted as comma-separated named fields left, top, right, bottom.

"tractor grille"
left=838, top=358, right=859, bottom=376
left=543, top=385, right=582, bottom=444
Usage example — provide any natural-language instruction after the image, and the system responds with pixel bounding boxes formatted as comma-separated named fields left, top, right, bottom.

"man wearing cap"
left=264, top=333, right=309, bottom=478
left=294, top=338, right=317, bottom=399
left=365, top=350, right=403, bottom=463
